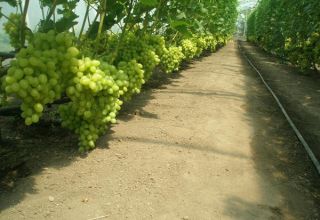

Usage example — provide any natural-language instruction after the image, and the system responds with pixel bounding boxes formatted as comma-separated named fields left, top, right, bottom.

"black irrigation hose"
left=0, top=97, right=70, bottom=116
left=0, top=52, right=15, bottom=59
left=238, top=41, right=320, bottom=175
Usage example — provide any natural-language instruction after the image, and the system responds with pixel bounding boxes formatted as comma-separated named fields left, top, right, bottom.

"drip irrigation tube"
left=238, top=41, right=320, bottom=175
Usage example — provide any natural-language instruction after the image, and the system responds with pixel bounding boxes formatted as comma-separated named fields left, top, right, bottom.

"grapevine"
left=0, top=0, right=238, bottom=151
left=247, top=0, right=320, bottom=71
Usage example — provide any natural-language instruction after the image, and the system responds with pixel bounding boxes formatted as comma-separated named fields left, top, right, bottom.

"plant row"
left=246, top=0, right=320, bottom=71
left=0, top=0, right=238, bottom=151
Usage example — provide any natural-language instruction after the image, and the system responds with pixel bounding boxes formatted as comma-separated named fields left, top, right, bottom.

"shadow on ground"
left=240, top=41, right=320, bottom=163
left=222, top=42, right=320, bottom=219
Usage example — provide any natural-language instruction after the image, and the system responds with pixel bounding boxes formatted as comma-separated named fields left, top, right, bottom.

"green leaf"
left=140, top=0, right=158, bottom=7
left=170, top=20, right=188, bottom=29
left=169, top=20, right=191, bottom=37
left=38, top=19, right=55, bottom=33
left=176, top=12, right=186, bottom=20
left=174, top=25, right=192, bottom=37
left=0, top=0, right=17, bottom=7
left=55, top=12, right=78, bottom=32
left=40, top=0, right=68, bottom=7
left=57, top=8, right=64, bottom=15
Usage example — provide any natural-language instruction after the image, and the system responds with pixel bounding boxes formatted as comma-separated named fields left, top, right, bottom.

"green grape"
left=180, top=39, right=198, bottom=60
left=3, top=14, right=22, bottom=49
left=59, top=57, right=122, bottom=151
left=160, top=46, right=185, bottom=74
left=191, top=36, right=207, bottom=57
left=115, top=60, right=145, bottom=101
left=143, top=34, right=167, bottom=58
left=104, top=32, right=160, bottom=80
left=4, top=30, right=79, bottom=125
left=3, top=13, right=31, bottom=49
left=204, top=36, right=218, bottom=52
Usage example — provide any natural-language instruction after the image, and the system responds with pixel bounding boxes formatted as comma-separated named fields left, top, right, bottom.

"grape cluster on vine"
left=60, top=57, right=122, bottom=151
left=160, top=46, right=185, bottom=74
left=4, top=30, right=79, bottom=125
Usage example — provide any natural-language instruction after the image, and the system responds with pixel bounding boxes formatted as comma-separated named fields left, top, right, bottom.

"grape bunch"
left=117, top=60, right=145, bottom=100
left=180, top=39, right=198, bottom=60
left=138, top=49, right=160, bottom=80
left=191, top=36, right=207, bottom=57
left=110, top=32, right=160, bottom=80
left=59, top=57, right=122, bottom=151
left=143, top=34, right=167, bottom=58
left=160, top=46, right=185, bottom=74
left=204, top=36, right=217, bottom=52
left=99, top=62, right=128, bottom=96
left=313, top=33, right=320, bottom=66
left=4, top=13, right=22, bottom=49
left=4, top=31, right=79, bottom=125
left=3, top=13, right=31, bottom=49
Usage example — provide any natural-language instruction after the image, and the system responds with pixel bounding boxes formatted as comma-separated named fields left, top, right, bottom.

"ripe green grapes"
left=2, top=29, right=226, bottom=151
left=4, top=31, right=79, bottom=125
left=117, top=60, right=145, bottom=101
left=191, top=37, right=207, bottom=57
left=160, top=46, right=185, bottom=74
left=3, top=13, right=31, bottom=49
left=59, top=57, right=122, bottom=151
left=4, top=13, right=22, bottom=49
left=144, top=34, right=167, bottom=58
left=107, top=32, right=160, bottom=80
left=204, top=36, right=218, bottom=52
left=181, top=39, right=198, bottom=60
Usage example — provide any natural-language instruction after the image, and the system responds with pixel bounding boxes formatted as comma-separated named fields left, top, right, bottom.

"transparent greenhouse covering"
left=0, top=1, right=95, bottom=51
left=0, top=0, right=258, bottom=52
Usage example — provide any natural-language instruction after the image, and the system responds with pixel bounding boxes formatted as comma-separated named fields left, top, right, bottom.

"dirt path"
left=1, top=41, right=320, bottom=220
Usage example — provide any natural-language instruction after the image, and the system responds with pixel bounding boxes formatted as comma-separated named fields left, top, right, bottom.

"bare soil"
left=0, top=41, right=319, bottom=220
left=239, top=40, right=320, bottom=161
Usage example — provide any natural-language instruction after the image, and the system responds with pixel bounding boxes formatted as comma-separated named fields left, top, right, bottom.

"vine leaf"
left=170, top=20, right=191, bottom=37
left=55, top=12, right=78, bottom=32
left=40, top=0, right=69, bottom=7
left=38, top=19, right=55, bottom=32
left=0, top=0, right=17, bottom=7
left=140, top=0, right=158, bottom=7
left=176, top=12, right=186, bottom=20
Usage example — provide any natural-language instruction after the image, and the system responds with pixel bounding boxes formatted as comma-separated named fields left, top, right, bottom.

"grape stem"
left=78, top=1, right=91, bottom=41
left=84, top=12, right=99, bottom=42
left=110, top=0, right=134, bottom=64
left=20, top=0, right=30, bottom=49
left=0, top=11, right=19, bottom=27
left=151, top=0, right=165, bottom=34
left=168, top=31, right=179, bottom=45
left=87, top=10, right=91, bottom=26
left=18, top=0, right=23, bottom=14
left=142, top=11, right=150, bottom=35
left=97, top=0, right=107, bottom=40
left=0, top=97, right=71, bottom=117
left=45, top=0, right=57, bottom=23
left=40, top=1, right=45, bottom=20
